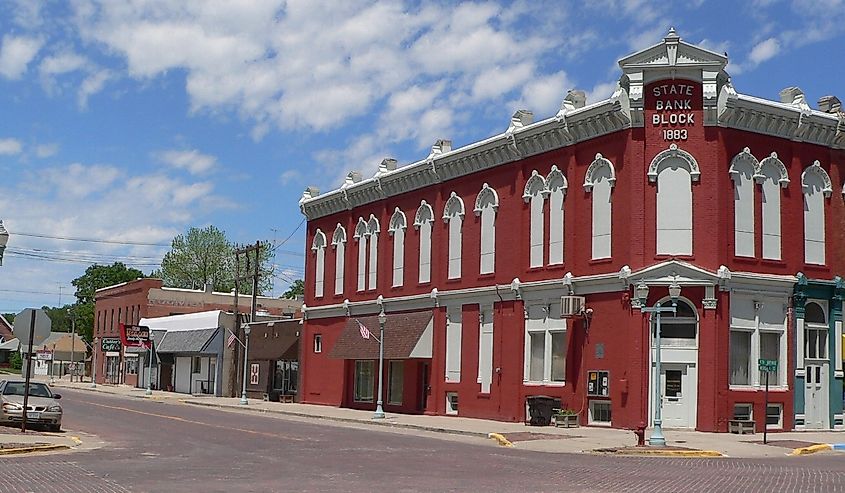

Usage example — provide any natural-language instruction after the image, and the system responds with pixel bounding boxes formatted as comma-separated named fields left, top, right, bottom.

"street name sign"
left=14, top=308, right=51, bottom=347
left=758, top=359, right=778, bottom=372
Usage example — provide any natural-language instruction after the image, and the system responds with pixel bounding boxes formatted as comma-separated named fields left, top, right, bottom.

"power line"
left=269, top=219, right=305, bottom=253
left=13, top=231, right=171, bottom=247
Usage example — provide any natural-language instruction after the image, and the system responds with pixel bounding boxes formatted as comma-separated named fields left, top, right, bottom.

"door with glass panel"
left=804, top=363, right=829, bottom=429
left=660, top=364, right=697, bottom=428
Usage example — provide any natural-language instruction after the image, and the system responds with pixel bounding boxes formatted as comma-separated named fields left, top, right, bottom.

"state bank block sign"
left=646, top=80, right=703, bottom=144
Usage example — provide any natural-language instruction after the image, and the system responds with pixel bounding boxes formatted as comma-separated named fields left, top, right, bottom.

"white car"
left=0, top=380, right=63, bottom=432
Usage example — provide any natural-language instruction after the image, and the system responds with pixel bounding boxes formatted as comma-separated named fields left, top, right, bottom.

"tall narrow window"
left=311, top=229, right=326, bottom=298
left=584, top=154, right=616, bottom=259
left=729, top=148, right=757, bottom=257
left=367, top=215, right=380, bottom=289
left=650, top=145, right=699, bottom=255
left=474, top=184, right=499, bottom=275
left=389, top=208, right=407, bottom=288
left=414, top=201, right=434, bottom=284
left=547, top=165, right=567, bottom=265
left=354, top=218, right=368, bottom=292
left=478, top=306, right=494, bottom=393
left=331, top=224, right=346, bottom=295
left=523, top=171, right=547, bottom=268
left=759, top=153, right=789, bottom=260
left=443, top=192, right=465, bottom=279
left=802, top=161, right=831, bottom=265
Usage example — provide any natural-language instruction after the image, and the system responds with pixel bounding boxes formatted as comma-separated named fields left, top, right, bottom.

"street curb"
left=182, top=399, right=491, bottom=439
left=790, top=444, right=833, bottom=456
left=593, top=448, right=724, bottom=458
left=487, top=432, right=514, bottom=447
left=0, top=444, right=69, bottom=456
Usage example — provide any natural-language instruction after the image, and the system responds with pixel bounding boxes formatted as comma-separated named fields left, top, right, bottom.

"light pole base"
left=145, top=387, right=152, bottom=396
left=239, top=394, right=248, bottom=406
left=372, top=404, right=385, bottom=420
left=648, top=425, right=666, bottom=447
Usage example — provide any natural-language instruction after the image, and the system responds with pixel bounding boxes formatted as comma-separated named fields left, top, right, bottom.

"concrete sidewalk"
left=46, top=376, right=845, bottom=458
left=0, top=429, right=81, bottom=456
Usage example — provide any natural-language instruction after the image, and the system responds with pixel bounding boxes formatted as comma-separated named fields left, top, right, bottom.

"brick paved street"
left=0, top=389, right=842, bottom=492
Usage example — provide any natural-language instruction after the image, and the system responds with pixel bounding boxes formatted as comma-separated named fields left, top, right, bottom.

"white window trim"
left=414, top=200, right=434, bottom=284
left=729, top=147, right=758, bottom=258
left=313, top=334, right=322, bottom=353
left=801, top=160, right=831, bottom=265
left=758, top=152, right=788, bottom=260
left=653, top=147, right=696, bottom=255
left=443, top=192, right=465, bottom=280
left=474, top=183, right=498, bottom=275
left=584, top=153, right=615, bottom=260
left=389, top=208, right=407, bottom=288
left=332, top=224, right=346, bottom=296
left=523, top=303, right=567, bottom=386
left=588, top=400, right=612, bottom=426
left=547, top=165, right=567, bottom=266
left=311, top=229, right=327, bottom=298
left=729, top=296, right=788, bottom=391
left=354, top=217, right=368, bottom=292
left=367, top=214, right=380, bottom=290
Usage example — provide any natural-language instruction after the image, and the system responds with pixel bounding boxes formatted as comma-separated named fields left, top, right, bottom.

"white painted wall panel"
left=368, top=233, right=378, bottom=289
left=733, top=163, right=755, bottom=257
left=803, top=177, right=825, bottom=264
left=529, top=195, right=544, bottom=268
left=448, top=217, right=462, bottom=279
left=314, top=247, right=324, bottom=298
left=549, top=188, right=564, bottom=265
left=591, top=171, right=612, bottom=259
left=478, top=306, right=493, bottom=393
left=446, top=307, right=462, bottom=382
left=334, top=242, right=344, bottom=295
left=357, top=236, right=367, bottom=291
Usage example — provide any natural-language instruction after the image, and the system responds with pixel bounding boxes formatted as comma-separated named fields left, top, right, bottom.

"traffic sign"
left=35, top=350, right=53, bottom=361
left=14, top=308, right=51, bottom=347
left=758, top=358, right=778, bottom=372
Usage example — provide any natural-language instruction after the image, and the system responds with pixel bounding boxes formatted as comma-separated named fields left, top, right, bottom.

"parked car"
left=0, top=380, right=62, bottom=432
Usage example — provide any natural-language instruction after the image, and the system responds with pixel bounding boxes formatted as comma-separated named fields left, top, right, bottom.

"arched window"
left=547, top=166, right=568, bottom=265
left=331, top=224, right=346, bottom=295
left=354, top=217, right=369, bottom=292
left=367, top=215, right=380, bottom=289
left=584, top=154, right=616, bottom=259
left=474, top=184, right=499, bottom=274
left=657, top=299, right=697, bottom=348
left=650, top=144, right=699, bottom=255
left=804, top=301, right=828, bottom=360
left=311, top=229, right=327, bottom=298
left=802, top=161, right=831, bottom=265
left=443, top=192, right=465, bottom=279
left=729, top=148, right=757, bottom=257
left=523, top=171, right=547, bottom=268
left=758, top=153, right=789, bottom=260
left=414, top=201, right=434, bottom=283
left=389, top=208, right=407, bottom=287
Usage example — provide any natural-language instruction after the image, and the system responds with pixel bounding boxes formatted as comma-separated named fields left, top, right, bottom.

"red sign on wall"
left=120, top=323, right=151, bottom=348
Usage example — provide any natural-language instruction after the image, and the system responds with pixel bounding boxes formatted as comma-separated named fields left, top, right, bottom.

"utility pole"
left=233, top=241, right=263, bottom=405
left=69, top=311, right=76, bottom=382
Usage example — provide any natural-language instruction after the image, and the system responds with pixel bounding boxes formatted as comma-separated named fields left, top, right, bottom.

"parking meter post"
left=21, top=310, right=36, bottom=433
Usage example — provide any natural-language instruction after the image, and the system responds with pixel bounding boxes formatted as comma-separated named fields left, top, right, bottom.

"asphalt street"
left=0, top=389, right=843, bottom=492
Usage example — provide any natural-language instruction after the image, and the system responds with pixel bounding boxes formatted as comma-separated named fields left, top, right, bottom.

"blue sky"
left=0, top=0, right=842, bottom=312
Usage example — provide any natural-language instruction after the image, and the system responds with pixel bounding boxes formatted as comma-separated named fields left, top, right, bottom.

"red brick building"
left=298, top=30, right=845, bottom=432
left=94, top=278, right=300, bottom=387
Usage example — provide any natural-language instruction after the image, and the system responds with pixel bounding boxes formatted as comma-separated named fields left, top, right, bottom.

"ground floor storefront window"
left=273, top=360, right=298, bottom=395
left=388, top=361, right=404, bottom=405
left=354, top=360, right=374, bottom=402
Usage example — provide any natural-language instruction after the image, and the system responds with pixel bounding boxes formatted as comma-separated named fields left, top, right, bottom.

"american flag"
left=226, top=330, right=237, bottom=348
left=356, top=319, right=371, bottom=340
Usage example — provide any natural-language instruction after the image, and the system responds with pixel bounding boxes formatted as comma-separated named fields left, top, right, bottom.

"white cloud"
left=158, top=149, right=218, bottom=175
left=0, top=138, right=23, bottom=156
left=749, top=37, right=780, bottom=65
left=35, top=143, right=59, bottom=158
left=0, top=35, right=43, bottom=79
left=279, top=169, right=301, bottom=185
left=516, top=71, right=573, bottom=117
left=39, top=51, right=88, bottom=77
left=77, top=69, right=112, bottom=109
left=38, top=163, right=122, bottom=198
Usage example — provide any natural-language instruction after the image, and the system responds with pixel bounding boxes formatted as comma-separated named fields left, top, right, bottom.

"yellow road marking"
left=81, top=400, right=306, bottom=441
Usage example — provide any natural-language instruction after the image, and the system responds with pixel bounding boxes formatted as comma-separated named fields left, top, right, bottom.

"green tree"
left=282, top=279, right=304, bottom=299
left=9, top=351, right=21, bottom=370
left=71, top=262, right=145, bottom=342
left=154, top=226, right=272, bottom=295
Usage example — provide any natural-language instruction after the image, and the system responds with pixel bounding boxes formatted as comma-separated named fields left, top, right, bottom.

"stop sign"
left=14, top=308, right=51, bottom=347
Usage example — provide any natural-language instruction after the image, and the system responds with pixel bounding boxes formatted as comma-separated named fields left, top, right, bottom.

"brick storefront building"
left=94, top=278, right=299, bottom=387
left=298, top=30, right=845, bottom=432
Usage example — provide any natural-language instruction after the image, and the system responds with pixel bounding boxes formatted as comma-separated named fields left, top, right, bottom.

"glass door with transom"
left=803, top=302, right=830, bottom=429
left=649, top=299, right=699, bottom=429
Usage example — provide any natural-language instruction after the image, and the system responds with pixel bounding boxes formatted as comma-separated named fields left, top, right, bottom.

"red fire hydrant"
left=634, top=422, right=646, bottom=447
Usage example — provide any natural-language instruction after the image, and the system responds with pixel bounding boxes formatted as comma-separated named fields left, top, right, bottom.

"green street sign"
left=758, top=358, right=778, bottom=371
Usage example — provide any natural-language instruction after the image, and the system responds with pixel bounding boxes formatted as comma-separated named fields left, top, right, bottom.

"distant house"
left=0, top=315, right=13, bottom=343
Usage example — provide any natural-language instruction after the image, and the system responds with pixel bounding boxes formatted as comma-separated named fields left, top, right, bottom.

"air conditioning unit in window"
left=560, top=295, right=586, bottom=318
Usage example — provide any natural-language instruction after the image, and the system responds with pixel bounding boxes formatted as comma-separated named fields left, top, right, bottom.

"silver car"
left=0, top=380, right=63, bottom=432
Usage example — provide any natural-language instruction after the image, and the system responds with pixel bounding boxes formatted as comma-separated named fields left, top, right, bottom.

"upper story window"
left=729, top=148, right=757, bottom=258
left=414, top=201, right=434, bottom=284
left=547, top=166, right=568, bottom=265
left=388, top=207, right=407, bottom=288
left=474, top=183, right=499, bottom=275
left=649, top=144, right=700, bottom=256
left=523, top=170, right=547, bottom=268
left=354, top=217, right=369, bottom=292
left=757, top=153, right=789, bottom=260
left=583, top=154, right=616, bottom=260
left=311, top=229, right=327, bottom=298
left=804, top=301, right=828, bottom=360
left=443, top=192, right=465, bottom=279
left=801, top=161, right=831, bottom=265
left=366, top=215, right=380, bottom=289
left=331, top=224, right=346, bottom=296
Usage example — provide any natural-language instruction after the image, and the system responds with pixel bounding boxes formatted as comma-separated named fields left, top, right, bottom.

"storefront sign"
left=121, top=323, right=151, bottom=347
left=648, top=81, right=701, bottom=142
left=250, top=363, right=260, bottom=385
left=101, top=338, right=122, bottom=352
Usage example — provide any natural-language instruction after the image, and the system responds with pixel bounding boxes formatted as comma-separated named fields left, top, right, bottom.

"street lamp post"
left=373, top=310, right=386, bottom=420
left=69, top=313, right=76, bottom=382
left=145, top=341, right=154, bottom=396
left=635, top=279, right=681, bottom=447
left=239, top=325, right=251, bottom=405
left=91, top=340, right=98, bottom=388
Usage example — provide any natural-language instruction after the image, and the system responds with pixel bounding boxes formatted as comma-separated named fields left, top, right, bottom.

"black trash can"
left=526, top=395, right=557, bottom=426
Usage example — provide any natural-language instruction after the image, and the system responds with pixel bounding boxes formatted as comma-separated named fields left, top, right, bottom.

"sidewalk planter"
left=728, top=419, right=755, bottom=434
left=554, top=410, right=580, bottom=428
